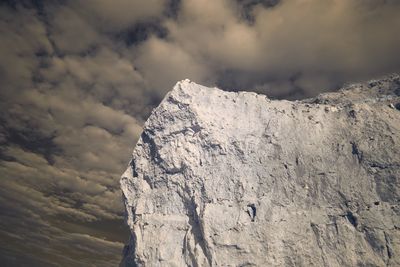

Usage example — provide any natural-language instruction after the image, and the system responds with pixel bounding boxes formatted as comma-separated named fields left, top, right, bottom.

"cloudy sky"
left=0, top=0, right=399, bottom=266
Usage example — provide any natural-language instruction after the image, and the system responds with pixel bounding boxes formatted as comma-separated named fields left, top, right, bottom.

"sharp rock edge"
left=120, top=75, right=400, bottom=267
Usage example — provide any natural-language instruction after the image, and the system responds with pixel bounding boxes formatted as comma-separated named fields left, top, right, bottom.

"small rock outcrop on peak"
left=121, top=75, right=400, bottom=267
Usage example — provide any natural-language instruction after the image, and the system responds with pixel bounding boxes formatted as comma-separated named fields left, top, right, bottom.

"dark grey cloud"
left=164, top=0, right=182, bottom=19
left=115, top=21, right=168, bottom=47
left=236, top=0, right=280, bottom=23
left=0, top=0, right=399, bottom=266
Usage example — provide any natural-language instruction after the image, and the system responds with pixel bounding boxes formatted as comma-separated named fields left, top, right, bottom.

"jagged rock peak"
left=121, top=74, right=400, bottom=267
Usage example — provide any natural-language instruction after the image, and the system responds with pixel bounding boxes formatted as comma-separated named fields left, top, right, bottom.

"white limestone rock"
left=121, top=75, right=400, bottom=267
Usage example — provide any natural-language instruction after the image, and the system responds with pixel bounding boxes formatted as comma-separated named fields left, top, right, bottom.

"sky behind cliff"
left=0, top=0, right=400, bottom=266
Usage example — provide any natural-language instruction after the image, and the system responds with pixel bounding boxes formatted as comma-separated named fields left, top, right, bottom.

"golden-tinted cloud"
left=145, top=0, right=400, bottom=97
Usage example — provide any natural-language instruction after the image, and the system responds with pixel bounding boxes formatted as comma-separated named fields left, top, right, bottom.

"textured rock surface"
left=121, top=75, right=400, bottom=267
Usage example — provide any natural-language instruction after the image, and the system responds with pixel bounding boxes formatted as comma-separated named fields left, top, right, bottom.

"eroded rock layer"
left=121, top=75, right=400, bottom=267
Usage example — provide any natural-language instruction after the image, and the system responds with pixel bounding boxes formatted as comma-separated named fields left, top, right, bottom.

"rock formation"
left=121, top=75, right=400, bottom=266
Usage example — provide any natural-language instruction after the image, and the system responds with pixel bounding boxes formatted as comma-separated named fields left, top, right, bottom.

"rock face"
left=121, top=75, right=400, bottom=267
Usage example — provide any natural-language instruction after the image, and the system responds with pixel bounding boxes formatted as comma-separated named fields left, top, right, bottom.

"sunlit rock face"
left=121, top=75, right=400, bottom=267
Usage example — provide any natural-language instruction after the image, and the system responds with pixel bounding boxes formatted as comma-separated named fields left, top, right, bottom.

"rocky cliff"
left=121, top=75, right=400, bottom=267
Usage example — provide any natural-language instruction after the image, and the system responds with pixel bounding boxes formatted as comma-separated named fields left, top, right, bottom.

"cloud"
left=71, top=0, right=165, bottom=31
left=0, top=5, right=52, bottom=94
left=48, top=5, right=101, bottom=54
left=143, top=0, right=400, bottom=96
left=0, top=2, right=145, bottom=265
left=0, top=146, right=125, bottom=265
left=135, top=37, right=211, bottom=94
